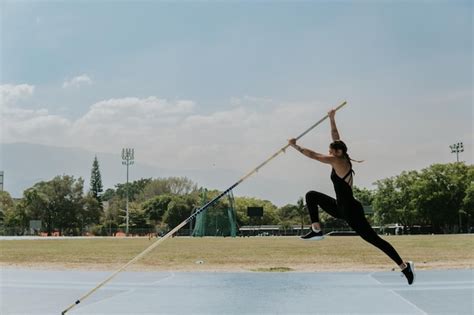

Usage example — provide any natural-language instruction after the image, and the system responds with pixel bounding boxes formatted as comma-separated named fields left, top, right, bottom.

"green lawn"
left=1, top=235, right=472, bottom=271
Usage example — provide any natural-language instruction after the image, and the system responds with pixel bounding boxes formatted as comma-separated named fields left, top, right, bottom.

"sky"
left=0, top=0, right=472, bottom=206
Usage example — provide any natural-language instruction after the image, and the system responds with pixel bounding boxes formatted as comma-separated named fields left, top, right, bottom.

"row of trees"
left=0, top=156, right=105, bottom=236
left=0, top=159, right=472, bottom=235
left=372, top=163, right=473, bottom=233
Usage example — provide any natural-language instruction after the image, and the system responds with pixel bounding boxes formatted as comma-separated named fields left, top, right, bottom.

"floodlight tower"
left=449, top=142, right=464, bottom=232
left=449, top=142, right=464, bottom=162
left=122, top=148, right=134, bottom=235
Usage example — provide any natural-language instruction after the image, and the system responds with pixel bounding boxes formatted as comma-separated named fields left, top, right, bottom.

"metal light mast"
left=122, top=148, right=134, bottom=235
left=449, top=142, right=464, bottom=162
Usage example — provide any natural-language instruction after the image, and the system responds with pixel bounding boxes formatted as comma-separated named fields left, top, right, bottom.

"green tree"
left=414, top=163, right=471, bottom=233
left=142, top=194, right=174, bottom=223
left=296, top=197, right=308, bottom=233
left=115, top=178, right=152, bottom=202
left=234, top=196, right=278, bottom=226
left=102, top=188, right=116, bottom=202
left=82, top=192, right=103, bottom=233
left=99, top=180, right=154, bottom=231
left=0, top=191, right=14, bottom=210
left=22, top=176, right=86, bottom=235
left=278, top=204, right=299, bottom=223
left=162, top=195, right=197, bottom=229
left=4, top=202, right=29, bottom=235
left=101, top=195, right=123, bottom=233
left=126, top=202, right=151, bottom=234
left=394, top=171, right=421, bottom=230
left=373, top=171, right=423, bottom=231
left=90, top=156, right=103, bottom=208
left=0, top=191, right=14, bottom=224
left=319, top=211, right=349, bottom=229
left=0, top=191, right=28, bottom=235
left=353, top=186, right=374, bottom=206
left=372, top=177, right=401, bottom=225
left=23, top=182, right=56, bottom=235
left=462, top=181, right=474, bottom=231
left=277, top=197, right=309, bottom=234
left=373, top=163, right=472, bottom=234
left=138, top=177, right=198, bottom=201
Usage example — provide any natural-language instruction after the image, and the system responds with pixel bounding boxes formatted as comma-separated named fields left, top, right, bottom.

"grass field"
left=1, top=235, right=472, bottom=272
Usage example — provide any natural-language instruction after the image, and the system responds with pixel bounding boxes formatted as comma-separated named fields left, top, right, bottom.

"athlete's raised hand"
left=328, top=109, right=336, bottom=120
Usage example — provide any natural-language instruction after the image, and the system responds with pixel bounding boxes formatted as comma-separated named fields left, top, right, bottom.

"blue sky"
left=1, top=0, right=472, bottom=205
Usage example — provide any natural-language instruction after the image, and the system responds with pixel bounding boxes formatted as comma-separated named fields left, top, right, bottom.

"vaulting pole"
left=61, top=101, right=347, bottom=314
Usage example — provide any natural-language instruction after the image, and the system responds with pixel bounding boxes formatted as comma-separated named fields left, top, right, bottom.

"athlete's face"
left=329, top=147, right=343, bottom=157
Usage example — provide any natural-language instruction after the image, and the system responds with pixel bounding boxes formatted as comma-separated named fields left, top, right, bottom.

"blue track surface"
left=1, top=268, right=472, bottom=314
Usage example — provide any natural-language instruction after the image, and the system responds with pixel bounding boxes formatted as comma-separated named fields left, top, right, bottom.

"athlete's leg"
left=301, top=191, right=343, bottom=240
left=346, top=203, right=404, bottom=265
left=305, top=190, right=344, bottom=223
left=347, top=209, right=415, bottom=284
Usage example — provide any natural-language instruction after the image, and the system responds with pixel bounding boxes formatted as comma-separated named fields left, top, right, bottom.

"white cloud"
left=70, top=97, right=197, bottom=153
left=1, top=90, right=328, bottom=174
left=0, top=84, right=35, bottom=106
left=3, top=87, right=470, bottom=205
left=0, top=83, right=69, bottom=144
left=62, top=74, right=93, bottom=88
left=229, top=95, right=273, bottom=107
left=1, top=105, right=71, bottom=145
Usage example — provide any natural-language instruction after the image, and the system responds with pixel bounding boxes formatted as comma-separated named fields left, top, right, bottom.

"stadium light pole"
left=122, top=148, right=134, bottom=236
left=449, top=142, right=464, bottom=162
left=449, top=142, right=464, bottom=232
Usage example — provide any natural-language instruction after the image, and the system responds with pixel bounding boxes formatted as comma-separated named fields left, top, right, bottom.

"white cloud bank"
left=62, top=74, right=93, bottom=88
left=1, top=84, right=69, bottom=145
left=2, top=83, right=471, bottom=205
left=1, top=84, right=330, bottom=177
left=0, top=84, right=35, bottom=105
left=1, top=85, right=324, bottom=205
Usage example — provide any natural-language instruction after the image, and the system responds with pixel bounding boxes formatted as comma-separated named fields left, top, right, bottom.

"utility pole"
left=122, top=148, right=134, bottom=235
left=449, top=142, right=464, bottom=162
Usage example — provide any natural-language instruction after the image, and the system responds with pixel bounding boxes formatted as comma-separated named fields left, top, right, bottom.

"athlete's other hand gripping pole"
left=61, top=101, right=347, bottom=314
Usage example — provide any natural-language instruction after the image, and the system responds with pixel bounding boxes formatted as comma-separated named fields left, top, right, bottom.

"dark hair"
left=330, top=140, right=363, bottom=167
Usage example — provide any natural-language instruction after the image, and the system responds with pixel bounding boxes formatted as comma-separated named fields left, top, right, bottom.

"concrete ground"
left=1, top=268, right=472, bottom=315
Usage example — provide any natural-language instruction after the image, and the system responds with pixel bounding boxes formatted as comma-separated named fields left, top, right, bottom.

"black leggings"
left=306, top=190, right=403, bottom=266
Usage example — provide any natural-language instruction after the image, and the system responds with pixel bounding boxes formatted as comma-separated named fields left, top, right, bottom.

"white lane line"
left=2, top=272, right=177, bottom=288
left=368, top=272, right=427, bottom=315
left=72, top=286, right=138, bottom=313
left=388, top=289, right=428, bottom=315
left=394, top=286, right=474, bottom=291
left=151, top=271, right=175, bottom=285
left=66, top=271, right=176, bottom=313
left=367, top=271, right=384, bottom=285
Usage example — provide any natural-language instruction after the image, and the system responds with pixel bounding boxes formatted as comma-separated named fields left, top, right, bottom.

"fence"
left=1, top=224, right=469, bottom=237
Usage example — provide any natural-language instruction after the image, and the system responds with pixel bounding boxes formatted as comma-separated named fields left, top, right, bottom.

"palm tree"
left=296, top=197, right=306, bottom=235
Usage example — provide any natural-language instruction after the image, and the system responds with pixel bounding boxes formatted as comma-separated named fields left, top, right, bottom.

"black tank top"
left=330, top=168, right=355, bottom=205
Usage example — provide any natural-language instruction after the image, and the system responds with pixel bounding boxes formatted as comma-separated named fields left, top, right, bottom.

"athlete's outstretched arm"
left=328, top=109, right=340, bottom=141
left=288, top=139, right=335, bottom=165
